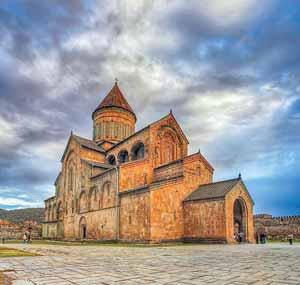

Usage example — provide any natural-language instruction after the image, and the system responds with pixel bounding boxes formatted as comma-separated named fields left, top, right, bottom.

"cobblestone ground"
left=0, top=243, right=300, bottom=285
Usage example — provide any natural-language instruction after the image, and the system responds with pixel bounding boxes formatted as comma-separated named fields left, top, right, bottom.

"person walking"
left=238, top=232, right=244, bottom=243
left=27, top=233, right=31, bottom=244
left=288, top=234, right=293, bottom=245
left=23, top=233, right=27, bottom=244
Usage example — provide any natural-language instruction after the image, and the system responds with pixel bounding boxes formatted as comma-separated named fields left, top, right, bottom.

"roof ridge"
left=199, top=178, right=239, bottom=188
left=183, top=178, right=242, bottom=203
left=72, top=133, right=91, bottom=141
left=70, top=133, right=105, bottom=153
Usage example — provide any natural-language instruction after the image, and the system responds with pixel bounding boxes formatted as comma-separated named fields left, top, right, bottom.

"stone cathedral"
left=43, top=82, right=255, bottom=243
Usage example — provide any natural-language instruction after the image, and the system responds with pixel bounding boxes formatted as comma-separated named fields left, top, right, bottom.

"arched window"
left=89, top=187, right=98, bottom=211
left=52, top=204, right=56, bottom=221
left=48, top=205, right=52, bottom=221
left=68, top=166, right=75, bottom=192
left=56, top=202, right=62, bottom=220
left=71, top=200, right=75, bottom=213
left=118, top=150, right=129, bottom=163
left=107, top=155, right=116, bottom=165
left=79, top=191, right=88, bottom=213
left=102, top=182, right=112, bottom=208
left=131, top=142, right=145, bottom=160
left=161, top=131, right=176, bottom=164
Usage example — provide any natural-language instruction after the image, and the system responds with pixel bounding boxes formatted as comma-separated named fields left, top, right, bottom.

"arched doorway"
left=79, top=216, right=87, bottom=239
left=233, top=198, right=247, bottom=242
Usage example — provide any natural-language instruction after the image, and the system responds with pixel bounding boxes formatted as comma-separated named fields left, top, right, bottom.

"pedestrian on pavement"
left=27, top=233, right=31, bottom=244
left=288, top=234, right=293, bottom=245
left=238, top=232, right=244, bottom=243
left=23, top=233, right=27, bottom=244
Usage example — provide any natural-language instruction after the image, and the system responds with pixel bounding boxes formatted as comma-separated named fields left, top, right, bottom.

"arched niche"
left=118, top=150, right=129, bottom=163
left=107, top=154, right=116, bottom=165
left=131, top=142, right=145, bottom=160
left=79, top=191, right=88, bottom=213
left=89, top=187, right=98, bottom=211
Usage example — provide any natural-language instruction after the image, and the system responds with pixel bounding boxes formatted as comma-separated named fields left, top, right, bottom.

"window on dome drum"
left=131, top=142, right=145, bottom=160
left=118, top=150, right=129, bottom=163
left=107, top=155, right=116, bottom=165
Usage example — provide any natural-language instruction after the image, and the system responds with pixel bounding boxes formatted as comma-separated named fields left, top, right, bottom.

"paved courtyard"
left=0, top=243, right=300, bottom=285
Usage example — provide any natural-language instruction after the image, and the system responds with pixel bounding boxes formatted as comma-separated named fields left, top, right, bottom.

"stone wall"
left=42, top=222, right=57, bottom=239
left=119, top=189, right=150, bottom=242
left=119, top=159, right=151, bottom=192
left=254, top=214, right=300, bottom=239
left=150, top=176, right=185, bottom=242
left=76, top=207, right=117, bottom=240
left=183, top=200, right=226, bottom=241
left=153, top=160, right=183, bottom=182
left=71, top=168, right=118, bottom=240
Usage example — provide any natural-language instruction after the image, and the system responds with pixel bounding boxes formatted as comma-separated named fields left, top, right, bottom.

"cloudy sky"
left=0, top=0, right=299, bottom=215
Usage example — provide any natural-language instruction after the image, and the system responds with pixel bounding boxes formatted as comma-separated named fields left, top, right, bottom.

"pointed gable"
left=151, top=111, right=189, bottom=144
left=93, top=82, right=136, bottom=119
left=60, top=133, right=105, bottom=162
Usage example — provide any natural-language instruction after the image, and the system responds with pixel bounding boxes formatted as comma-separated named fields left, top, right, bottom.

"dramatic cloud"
left=0, top=0, right=299, bottom=215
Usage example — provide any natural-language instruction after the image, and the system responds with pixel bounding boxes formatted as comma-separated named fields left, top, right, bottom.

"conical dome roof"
left=93, top=82, right=136, bottom=120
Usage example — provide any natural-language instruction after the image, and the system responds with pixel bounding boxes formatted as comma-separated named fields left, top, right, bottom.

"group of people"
left=256, top=232, right=294, bottom=245
left=234, top=232, right=245, bottom=242
left=257, top=232, right=267, bottom=244
left=22, top=232, right=32, bottom=244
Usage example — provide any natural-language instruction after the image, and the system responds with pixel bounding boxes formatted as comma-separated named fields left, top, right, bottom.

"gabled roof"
left=184, top=178, right=240, bottom=202
left=81, top=159, right=112, bottom=169
left=93, top=82, right=136, bottom=120
left=72, top=134, right=105, bottom=153
left=61, top=133, right=105, bottom=162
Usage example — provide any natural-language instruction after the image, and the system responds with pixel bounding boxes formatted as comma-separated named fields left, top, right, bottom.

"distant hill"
left=0, top=208, right=44, bottom=224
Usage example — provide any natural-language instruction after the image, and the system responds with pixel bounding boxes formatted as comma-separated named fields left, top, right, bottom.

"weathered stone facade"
left=43, top=82, right=255, bottom=243
left=254, top=214, right=300, bottom=239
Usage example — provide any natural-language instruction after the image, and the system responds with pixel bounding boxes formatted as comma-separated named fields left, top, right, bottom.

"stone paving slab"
left=0, top=244, right=299, bottom=285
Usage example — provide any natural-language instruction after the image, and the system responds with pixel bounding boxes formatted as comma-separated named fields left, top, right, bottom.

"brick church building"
left=43, top=82, right=255, bottom=243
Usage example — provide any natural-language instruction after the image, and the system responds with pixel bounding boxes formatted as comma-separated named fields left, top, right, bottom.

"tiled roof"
left=81, top=159, right=112, bottom=169
left=93, top=82, right=135, bottom=119
left=184, top=178, right=240, bottom=202
left=73, top=135, right=105, bottom=153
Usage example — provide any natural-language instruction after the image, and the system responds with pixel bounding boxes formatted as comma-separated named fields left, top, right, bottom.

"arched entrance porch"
left=233, top=198, right=248, bottom=242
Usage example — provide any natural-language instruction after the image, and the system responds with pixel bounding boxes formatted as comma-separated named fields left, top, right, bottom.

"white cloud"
left=0, top=116, right=22, bottom=147
left=0, top=197, right=42, bottom=208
